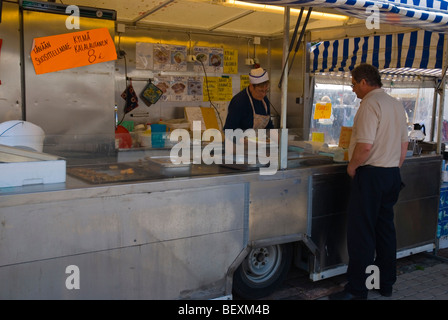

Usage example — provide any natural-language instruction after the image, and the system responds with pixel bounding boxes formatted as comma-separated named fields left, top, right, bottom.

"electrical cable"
left=198, top=59, right=224, bottom=129
left=116, top=34, right=127, bottom=128
left=269, top=101, right=280, bottom=117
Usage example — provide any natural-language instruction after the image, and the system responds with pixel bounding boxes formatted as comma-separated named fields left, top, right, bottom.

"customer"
left=329, top=63, right=409, bottom=300
left=223, top=66, right=273, bottom=130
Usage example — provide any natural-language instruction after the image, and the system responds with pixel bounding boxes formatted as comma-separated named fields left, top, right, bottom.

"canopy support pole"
left=279, top=7, right=290, bottom=170
left=436, top=37, right=448, bottom=154
left=287, top=8, right=312, bottom=76
left=278, top=7, right=304, bottom=89
left=431, top=81, right=438, bottom=142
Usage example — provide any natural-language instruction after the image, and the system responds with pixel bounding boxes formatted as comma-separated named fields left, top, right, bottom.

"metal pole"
left=279, top=8, right=290, bottom=170
left=437, top=37, right=448, bottom=154
left=288, top=8, right=312, bottom=75
left=19, top=2, right=26, bottom=120
left=278, top=7, right=304, bottom=88
left=431, top=80, right=438, bottom=142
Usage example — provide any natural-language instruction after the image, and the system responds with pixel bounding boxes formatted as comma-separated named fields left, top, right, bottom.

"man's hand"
left=347, top=162, right=357, bottom=178
left=347, top=142, right=372, bottom=178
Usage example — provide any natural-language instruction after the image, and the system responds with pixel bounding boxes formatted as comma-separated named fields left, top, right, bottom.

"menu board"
left=135, top=42, right=153, bottom=70
left=136, top=43, right=187, bottom=71
left=30, top=28, right=117, bottom=75
left=153, top=75, right=171, bottom=102
left=203, top=77, right=232, bottom=101
left=193, top=46, right=224, bottom=73
left=170, top=45, right=188, bottom=72
left=187, top=77, right=203, bottom=102
left=240, top=75, right=250, bottom=91
left=134, top=44, right=235, bottom=102
left=152, top=44, right=187, bottom=72
left=153, top=75, right=203, bottom=102
left=136, top=43, right=228, bottom=74
left=223, top=49, right=238, bottom=74
left=171, top=76, right=188, bottom=101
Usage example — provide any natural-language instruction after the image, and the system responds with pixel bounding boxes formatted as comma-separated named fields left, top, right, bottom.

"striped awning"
left=311, top=30, right=445, bottom=74
left=244, top=0, right=448, bottom=33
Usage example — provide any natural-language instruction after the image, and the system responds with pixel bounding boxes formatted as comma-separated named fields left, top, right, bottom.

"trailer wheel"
left=232, top=243, right=293, bottom=299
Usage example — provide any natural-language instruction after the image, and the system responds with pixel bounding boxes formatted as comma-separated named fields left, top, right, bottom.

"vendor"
left=224, top=66, right=274, bottom=130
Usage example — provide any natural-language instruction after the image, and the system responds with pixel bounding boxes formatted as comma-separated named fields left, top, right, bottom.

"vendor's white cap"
left=249, top=68, right=269, bottom=84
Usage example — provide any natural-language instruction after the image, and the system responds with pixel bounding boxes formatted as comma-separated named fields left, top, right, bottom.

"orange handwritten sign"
left=313, top=102, right=332, bottom=119
left=30, top=28, right=117, bottom=75
left=338, top=126, right=353, bottom=148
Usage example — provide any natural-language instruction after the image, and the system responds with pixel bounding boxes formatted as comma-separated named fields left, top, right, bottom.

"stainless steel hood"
left=38, top=0, right=359, bottom=37
left=21, top=0, right=116, bottom=20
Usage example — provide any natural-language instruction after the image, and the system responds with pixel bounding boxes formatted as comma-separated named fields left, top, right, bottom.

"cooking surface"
left=67, top=159, right=240, bottom=184
left=66, top=151, right=334, bottom=184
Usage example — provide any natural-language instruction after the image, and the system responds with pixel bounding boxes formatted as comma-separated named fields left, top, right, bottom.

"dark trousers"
left=345, top=165, right=402, bottom=296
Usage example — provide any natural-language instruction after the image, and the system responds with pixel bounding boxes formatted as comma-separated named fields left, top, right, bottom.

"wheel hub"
left=243, top=245, right=282, bottom=283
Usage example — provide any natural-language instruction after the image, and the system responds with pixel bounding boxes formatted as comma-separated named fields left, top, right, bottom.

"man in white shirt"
left=330, top=64, right=409, bottom=300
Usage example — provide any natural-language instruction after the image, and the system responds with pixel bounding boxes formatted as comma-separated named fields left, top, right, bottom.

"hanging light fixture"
left=223, top=0, right=348, bottom=20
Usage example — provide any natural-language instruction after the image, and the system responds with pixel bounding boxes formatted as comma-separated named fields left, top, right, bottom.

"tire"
left=232, top=243, right=293, bottom=299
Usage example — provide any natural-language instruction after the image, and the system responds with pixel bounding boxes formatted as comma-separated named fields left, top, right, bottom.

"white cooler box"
left=0, top=144, right=66, bottom=188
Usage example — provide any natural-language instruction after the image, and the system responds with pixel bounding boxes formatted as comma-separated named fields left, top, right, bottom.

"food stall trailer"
left=0, top=0, right=446, bottom=299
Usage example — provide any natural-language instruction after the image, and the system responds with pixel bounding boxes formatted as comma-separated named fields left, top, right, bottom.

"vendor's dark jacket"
left=223, top=88, right=273, bottom=130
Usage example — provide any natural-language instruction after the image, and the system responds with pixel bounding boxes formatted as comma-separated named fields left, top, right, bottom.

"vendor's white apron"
left=247, top=87, right=270, bottom=129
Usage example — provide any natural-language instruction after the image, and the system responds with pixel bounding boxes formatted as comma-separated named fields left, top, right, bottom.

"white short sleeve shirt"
left=348, top=88, right=408, bottom=167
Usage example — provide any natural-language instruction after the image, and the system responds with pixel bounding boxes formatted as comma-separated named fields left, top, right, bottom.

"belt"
left=359, top=165, right=398, bottom=169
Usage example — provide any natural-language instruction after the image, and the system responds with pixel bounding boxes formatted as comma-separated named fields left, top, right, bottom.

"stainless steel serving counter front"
left=305, top=154, right=442, bottom=280
left=0, top=151, right=442, bottom=299
left=0, top=149, right=325, bottom=299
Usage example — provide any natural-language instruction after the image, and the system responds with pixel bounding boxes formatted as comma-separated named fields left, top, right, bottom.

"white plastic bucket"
left=0, top=121, right=45, bottom=152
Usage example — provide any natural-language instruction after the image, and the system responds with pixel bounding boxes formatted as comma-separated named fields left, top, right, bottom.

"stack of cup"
left=150, top=124, right=167, bottom=148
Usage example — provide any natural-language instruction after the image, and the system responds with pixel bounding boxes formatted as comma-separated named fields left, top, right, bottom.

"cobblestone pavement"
left=261, top=249, right=448, bottom=300
left=368, top=262, right=448, bottom=300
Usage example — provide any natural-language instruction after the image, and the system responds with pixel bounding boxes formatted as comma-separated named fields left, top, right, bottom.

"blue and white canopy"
left=311, top=30, right=445, bottom=74
left=244, top=0, right=448, bottom=33
left=245, top=0, right=447, bottom=76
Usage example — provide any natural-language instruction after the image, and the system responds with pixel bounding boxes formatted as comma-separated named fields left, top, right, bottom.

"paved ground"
left=262, top=248, right=448, bottom=300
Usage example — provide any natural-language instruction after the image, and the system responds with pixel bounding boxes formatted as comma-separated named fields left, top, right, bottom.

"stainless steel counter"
left=0, top=148, right=333, bottom=196
left=306, top=154, right=443, bottom=280
left=0, top=149, right=332, bottom=299
left=0, top=152, right=441, bottom=299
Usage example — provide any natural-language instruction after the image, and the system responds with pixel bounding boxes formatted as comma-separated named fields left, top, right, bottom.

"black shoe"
left=375, top=288, right=392, bottom=297
left=329, top=290, right=367, bottom=300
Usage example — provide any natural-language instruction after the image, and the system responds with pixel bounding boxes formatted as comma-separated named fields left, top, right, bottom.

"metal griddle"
left=66, top=156, right=239, bottom=184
